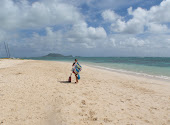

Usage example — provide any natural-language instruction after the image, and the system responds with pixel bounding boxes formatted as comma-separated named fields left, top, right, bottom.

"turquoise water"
left=25, top=57, right=170, bottom=80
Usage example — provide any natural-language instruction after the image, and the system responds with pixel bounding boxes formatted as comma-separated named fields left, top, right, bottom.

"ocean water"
left=26, top=57, right=170, bottom=80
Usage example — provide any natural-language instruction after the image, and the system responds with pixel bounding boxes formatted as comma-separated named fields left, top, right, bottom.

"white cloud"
left=106, top=34, right=150, bottom=48
left=102, top=10, right=121, bottom=22
left=0, top=0, right=82, bottom=30
left=147, top=23, right=168, bottom=33
left=148, top=0, right=170, bottom=23
left=119, top=37, right=148, bottom=48
left=10, top=22, right=107, bottom=55
left=66, top=21, right=107, bottom=48
left=103, top=0, right=170, bottom=34
left=10, top=27, right=65, bottom=57
left=109, top=7, right=148, bottom=34
left=88, top=26, right=107, bottom=39
left=0, top=0, right=170, bottom=57
left=0, top=0, right=109, bottom=57
left=103, top=7, right=147, bottom=34
left=108, top=38, right=116, bottom=47
left=111, top=18, right=145, bottom=34
left=106, top=33, right=170, bottom=51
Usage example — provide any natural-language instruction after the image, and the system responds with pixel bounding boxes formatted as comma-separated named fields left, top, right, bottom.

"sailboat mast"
left=6, top=43, right=10, bottom=58
left=4, top=42, right=9, bottom=58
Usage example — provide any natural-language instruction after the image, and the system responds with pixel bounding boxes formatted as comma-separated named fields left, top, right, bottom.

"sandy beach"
left=0, top=59, right=170, bottom=125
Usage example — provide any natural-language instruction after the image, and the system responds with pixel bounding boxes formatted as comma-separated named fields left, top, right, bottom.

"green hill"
left=44, top=53, right=73, bottom=57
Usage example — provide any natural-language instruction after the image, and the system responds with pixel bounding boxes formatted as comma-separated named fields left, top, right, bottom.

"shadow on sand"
left=59, top=81, right=75, bottom=84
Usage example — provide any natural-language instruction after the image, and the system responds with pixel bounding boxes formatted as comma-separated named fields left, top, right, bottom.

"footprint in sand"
left=81, top=100, right=86, bottom=105
left=15, top=72, right=22, bottom=75
left=103, top=118, right=112, bottom=123
left=88, top=110, right=98, bottom=121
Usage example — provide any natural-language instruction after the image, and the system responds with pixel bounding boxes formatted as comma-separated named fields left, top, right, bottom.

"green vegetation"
left=43, top=53, right=73, bottom=57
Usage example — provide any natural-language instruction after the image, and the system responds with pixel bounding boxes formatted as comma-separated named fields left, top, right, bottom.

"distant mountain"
left=43, top=53, right=73, bottom=57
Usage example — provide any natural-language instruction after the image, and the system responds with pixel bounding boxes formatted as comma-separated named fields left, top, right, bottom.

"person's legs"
left=75, top=74, right=78, bottom=83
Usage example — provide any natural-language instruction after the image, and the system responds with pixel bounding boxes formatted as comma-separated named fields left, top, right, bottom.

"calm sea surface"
left=25, top=57, right=170, bottom=80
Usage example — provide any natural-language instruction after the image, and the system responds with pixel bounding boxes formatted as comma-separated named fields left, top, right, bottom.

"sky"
left=0, top=0, right=170, bottom=57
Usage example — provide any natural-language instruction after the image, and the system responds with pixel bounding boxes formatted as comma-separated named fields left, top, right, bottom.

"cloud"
left=0, top=0, right=108, bottom=55
left=148, top=0, right=170, bottom=23
left=102, top=33, right=170, bottom=57
left=66, top=21, right=107, bottom=48
left=119, top=37, right=148, bottom=48
left=108, top=7, right=147, bottom=34
left=8, top=21, right=107, bottom=57
left=147, top=23, right=168, bottom=33
left=102, top=10, right=121, bottom=22
left=6, top=27, right=65, bottom=57
left=0, top=0, right=170, bottom=57
left=106, top=34, right=149, bottom=48
left=0, top=0, right=82, bottom=30
left=0, top=0, right=107, bottom=46
left=102, top=0, right=170, bottom=34
left=107, top=32, right=170, bottom=50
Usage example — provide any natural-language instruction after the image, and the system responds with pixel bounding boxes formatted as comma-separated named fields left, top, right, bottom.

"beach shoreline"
left=0, top=59, right=170, bottom=125
left=25, top=59, right=170, bottom=83
left=83, top=63, right=170, bottom=83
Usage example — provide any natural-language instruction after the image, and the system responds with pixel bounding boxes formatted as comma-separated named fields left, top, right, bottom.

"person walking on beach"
left=72, top=59, right=81, bottom=83
left=72, top=59, right=78, bottom=83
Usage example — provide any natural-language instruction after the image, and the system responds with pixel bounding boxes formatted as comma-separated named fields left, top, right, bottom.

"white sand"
left=0, top=59, right=170, bottom=125
left=0, top=59, right=30, bottom=69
